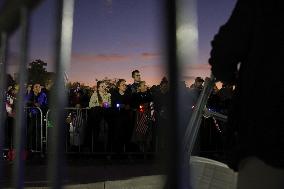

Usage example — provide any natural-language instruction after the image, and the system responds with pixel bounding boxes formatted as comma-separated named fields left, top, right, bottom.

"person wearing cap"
left=190, top=77, right=204, bottom=90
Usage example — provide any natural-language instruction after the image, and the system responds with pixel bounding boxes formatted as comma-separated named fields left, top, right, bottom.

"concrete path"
left=2, top=156, right=238, bottom=189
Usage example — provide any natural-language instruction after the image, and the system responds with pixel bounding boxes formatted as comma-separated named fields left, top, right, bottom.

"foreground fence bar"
left=164, top=0, right=180, bottom=188
left=48, top=0, right=75, bottom=188
left=176, top=0, right=199, bottom=187
left=0, top=32, right=7, bottom=189
left=13, top=6, right=30, bottom=189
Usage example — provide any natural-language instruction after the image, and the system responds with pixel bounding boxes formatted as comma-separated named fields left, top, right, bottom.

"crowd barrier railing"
left=44, top=107, right=89, bottom=153
left=44, top=106, right=158, bottom=155
left=3, top=103, right=228, bottom=159
left=4, top=106, right=44, bottom=154
left=6, top=103, right=229, bottom=158
left=25, top=106, right=44, bottom=153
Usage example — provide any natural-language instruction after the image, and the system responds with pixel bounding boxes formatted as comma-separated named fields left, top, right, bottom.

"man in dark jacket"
left=126, top=70, right=141, bottom=95
left=209, top=0, right=284, bottom=188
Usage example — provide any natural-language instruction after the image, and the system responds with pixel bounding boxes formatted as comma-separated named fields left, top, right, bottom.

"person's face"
left=196, top=81, right=203, bottom=88
left=160, top=83, right=168, bottom=93
left=33, top=84, right=41, bottom=94
left=45, top=80, right=53, bottom=90
left=118, top=81, right=127, bottom=93
left=139, top=82, right=147, bottom=92
left=213, top=85, right=219, bottom=93
left=98, top=83, right=106, bottom=93
left=133, top=72, right=141, bottom=83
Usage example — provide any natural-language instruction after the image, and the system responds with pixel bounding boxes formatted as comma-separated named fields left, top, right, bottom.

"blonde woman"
left=89, top=81, right=111, bottom=108
left=86, top=81, right=111, bottom=151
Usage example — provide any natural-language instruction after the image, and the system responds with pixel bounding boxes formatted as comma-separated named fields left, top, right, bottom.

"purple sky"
left=7, top=0, right=236, bottom=86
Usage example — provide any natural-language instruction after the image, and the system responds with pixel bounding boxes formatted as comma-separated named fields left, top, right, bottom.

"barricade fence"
left=3, top=105, right=227, bottom=159
left=44, top=106, right=159, bottom=156
left=3, top=107, right=44, bottom=159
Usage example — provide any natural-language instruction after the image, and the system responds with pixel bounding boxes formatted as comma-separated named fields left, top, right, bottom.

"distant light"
left=139, top=105, right=144, bottom=112
left=116, top=104, right=120, bottom=108
left=103, top=102, right=109, bottom=108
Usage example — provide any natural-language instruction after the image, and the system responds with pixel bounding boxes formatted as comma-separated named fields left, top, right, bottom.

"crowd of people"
left=3, top=69, right=234, bottom=157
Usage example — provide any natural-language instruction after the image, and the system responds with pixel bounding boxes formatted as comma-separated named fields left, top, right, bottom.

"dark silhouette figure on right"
left=209, top=0, right=284, bottom=188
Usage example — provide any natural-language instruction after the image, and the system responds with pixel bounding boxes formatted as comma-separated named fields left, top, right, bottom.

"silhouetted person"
left=209, top=0, right=284, bottom=188
left=217, top=83, right=234, bottom=115
left=126, top=70, right=141, bottom=95
left=5, top=85, right=19, bottom=149
left=111, top=79, right=131, bottom=152
left=189, top=77, right=204, bottom=91
left=26, top=84, right=48, bottom=151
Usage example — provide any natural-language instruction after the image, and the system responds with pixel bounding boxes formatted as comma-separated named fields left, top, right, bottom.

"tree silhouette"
left=28, top=59, right=48, bottom=85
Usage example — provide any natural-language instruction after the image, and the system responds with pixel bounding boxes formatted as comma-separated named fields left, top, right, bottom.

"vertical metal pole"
left=48, top=0, right=74, bottom=188
left=164, top=0, right=199, bottom=187
left=176, top=0, right=198, bottom=187
left=13, top=6, right=30, bottom=189
left=0, top=32, right=7, bottom=189
left=164, top=0, right=180, bottom=188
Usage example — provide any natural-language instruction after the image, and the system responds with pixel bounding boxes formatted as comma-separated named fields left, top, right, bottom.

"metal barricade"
left=183, top=76, right=228, bottom=159
left=183, top=75, right=215, bottom=157
left=199, top=107, right=228, bottom=159
left=45, top=107, right=88, bottom=153
left=66, top=107, right=88, bottom=152
left=44, top=106, right=159, bottom=156
left=203, top=107, right=228, bottom=122
left=4, top=107, right=44, bottom=154
left=24, top=106, right=44, bottom=153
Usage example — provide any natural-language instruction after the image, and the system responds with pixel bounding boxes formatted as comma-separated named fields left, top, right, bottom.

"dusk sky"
left=7, top=0, right=236, bottom=86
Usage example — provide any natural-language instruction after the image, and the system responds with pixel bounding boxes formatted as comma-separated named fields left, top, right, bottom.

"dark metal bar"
left=0, top=0, right=43, bottom=35
left=204, top=108, right=228, bottom=122
left=0, top=32, right=7, bottom=189
left=48, top=0, right=74, bottom=188
left=184, top=75, right=215, bottom=156
left=176, top=0, right=199, bottom=187
left=164, top=0, right=180, bottom=188
left=13, top=6, right=30, bottom=189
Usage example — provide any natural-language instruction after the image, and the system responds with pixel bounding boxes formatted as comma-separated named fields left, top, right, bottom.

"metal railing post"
left=36, top=107, right=43, bottom=153
left=176, top=0, right=199, bottom=187
left=45, top=109, right=50, bottom=151
left=164, top=0, right=179, bottom=188
left=0, top=31, right=7, bottom=189
left=13, top=6, right=30, bottom=189
left=48, top=0, right=75, bottom=188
